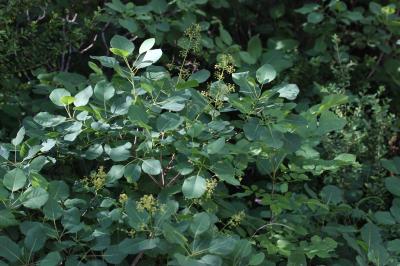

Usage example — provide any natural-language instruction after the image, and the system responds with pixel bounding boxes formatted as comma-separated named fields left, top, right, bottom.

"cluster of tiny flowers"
left=214, top=82, right=236, bottom=109
left=215, top=54, right=235, bottom=81
left=205, top=178, right=218, bottom=198
left=181, top=24, right=201, bottom=57
left=119, top=193, right=128, bottom=204
left=137, top=194, right=158, bottom=214
left=178, top=68, right=191, bottom=80
left=82, top=166, right=107, bottom=192
left=118, top=228, right=136, bottom=237
left=227, top=211, right=246, bottom=228
left=180, top=23, right=202, bottom=57
left=201, top=90, right=210, bottom=97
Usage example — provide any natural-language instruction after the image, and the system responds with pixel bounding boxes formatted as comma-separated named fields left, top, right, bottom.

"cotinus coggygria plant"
left=0, top=35, right=372, bottom=266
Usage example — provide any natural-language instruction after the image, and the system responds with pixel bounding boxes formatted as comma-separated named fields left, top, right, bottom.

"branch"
left=131, top=252, right=144, bottom=266
left=366, top=52, right=384, bottom=80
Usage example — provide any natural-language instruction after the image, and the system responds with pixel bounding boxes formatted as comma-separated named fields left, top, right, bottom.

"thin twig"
left=160, top=152, right=165, bottom=187
left=102, top=32, right=109, bottom=56
left=366, top=52, right=384, bottom=79
left=166, top=173, right=180, bottom=187
left=65, top=44, right=72, bottom=72
left=147, top=174, right=161, bottom=187
left=131, top=252, right=144, bottom=266
left=80, top=34, right=98, bottom=53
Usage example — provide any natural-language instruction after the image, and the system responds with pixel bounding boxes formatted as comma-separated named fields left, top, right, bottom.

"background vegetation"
left=0, top=0, right=399, bottom=265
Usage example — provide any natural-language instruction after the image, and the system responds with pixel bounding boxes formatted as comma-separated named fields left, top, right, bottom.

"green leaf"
left=128, top=104, right=149, bottom=123
left=20, top=187, right=49, bottom=209
left=38, top=251, right=62, bottom=266
left=317, top=111, right=346, bottom=135
left=160, top=97, right=186, bottom=111
left=176, top=80, right=199, bottom=89
left=381, top=157, right=400, bottom=174
left=277, top=83, right=299, bottom=100
left=0, top=209, right=18, bottom=228
left=206, top=137, right=225, bottom=154
left=189, top=69, right=210, bottom=83
left=249, top=252, right=265, bottom=265
left=239, top=51, right=257, bottom=65
left=61, top=97, right=75, bottom=107
left=295, top=3, right=320, bottom=14
left=314, top=94, right=348, bottom=114
left=374, top=211, right=396, bottom=225
left=219, top=27, right=232, bottom=45
left=124, top=164, right=141, bottom=183
left=288, top=251, right=307, bottom=266
left=385, top=177, right=400, bottom=196
left=175, top=254, right=204, bottom=266
left=62, top=207, right=84, bottom=233
left=118, top=238, right=159, bottom=254
left=135, top=49, right=163, bottom=69
left=88, top=61, right=103, bottom=74
left=94, top=80, right=115, bottom=101
left=3, top=168, right=26, bottom=191
left=248, top=35, right=262, bottom=59
left=90, top=56, right=118, bottom=68
left=304, top=236, right=337, bottom=259
left=107, top=165, right=125, bottom=183
left=43, top=199, right=63, bottom=220
left=361, top=223, right=382, bottom=246
left=162, top=223, right=188, bottom=247
left=211, top=161, right=240, bottom=185
left=11, top=127, right=25, bottom=146
left=320, top=185, right=343, bottom=205
left=334, top=153, right=357, bottom=164
left=0, top=236, right=22, bottom=262
left=182, top=175, right=206, bottom=199
left=126, top=199, right=149, bottom=230
left=232, top=71, right=260, bottom=98
left=256, top=64, right=276, bottom=84
left=110, top=35, right=135, bottom=57
left=307, top=12, right=324, bottom=24
left=49, top=88, right=71, bottom=107
left=118, top=18, right=138, bottom=33
left=142, top=159, right=162, bottom=175
left=74, top=85, right=93, bottom=107
left=85, top=144, right=103, bottom=160
left=243, top=118, right=267, bottom=141
left=387, top=239, right=400, bottom=253
left=48, top=180, right=70, bottom=201
left=40, top=139, right=56, bottom=153
left=190, top=212, right=210, bottom=236
left=139, top=38, right=155, bottom=54
left=34, top=112, right=66, bottom=128
left=104, top=246, right=127, bottom=264
left=104, top=142, right=131, bottom=162
left=24, top=223, right=48, bottom=252
left=209, top=237, right=236, bottom=255
left=157, top=113, right=184, bottom=131
left=199, top=255, right=222, bottom=266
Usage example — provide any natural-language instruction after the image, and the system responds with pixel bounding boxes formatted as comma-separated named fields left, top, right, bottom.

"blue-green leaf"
left=182, top=175, right=206, bottom=199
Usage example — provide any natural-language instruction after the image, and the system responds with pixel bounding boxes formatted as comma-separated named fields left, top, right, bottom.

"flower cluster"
left=180, top=23, right=202, bottom=57
left=215, top=54, right=235, bottom=81
left=227, top=211, right=246, bottom=228
left=82, top=166, right=107, bottom=192
left=119, top=193, right=128, bottom=204
left=137, top=194, right=159, bottom=214
left=205, top=178, right=218, bottom=198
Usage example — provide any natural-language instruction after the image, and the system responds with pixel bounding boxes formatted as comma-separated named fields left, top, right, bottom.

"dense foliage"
left=0, top=1, right=399, bottom=265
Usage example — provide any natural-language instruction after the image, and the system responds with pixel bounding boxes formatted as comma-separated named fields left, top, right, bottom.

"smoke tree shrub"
left=0, top=33, right=398, bottom=266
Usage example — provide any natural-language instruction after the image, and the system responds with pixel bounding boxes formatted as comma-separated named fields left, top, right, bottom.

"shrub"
left=0, top=1, right=400, bottom=265
left=0, top=34, right=368, bottom=265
